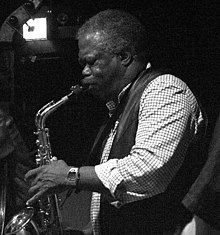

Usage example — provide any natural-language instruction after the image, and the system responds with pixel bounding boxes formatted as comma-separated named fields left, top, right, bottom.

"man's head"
left=77, top=9, right=148, bottom=60
left=77, top=9, right=149, bottom=101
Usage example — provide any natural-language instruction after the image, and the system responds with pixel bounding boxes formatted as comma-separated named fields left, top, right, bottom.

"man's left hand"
left=25, top=159, right=71, bottom=205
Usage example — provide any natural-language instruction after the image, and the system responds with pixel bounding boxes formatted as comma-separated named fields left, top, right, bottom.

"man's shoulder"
left=147, top=73, right=187, bottom=89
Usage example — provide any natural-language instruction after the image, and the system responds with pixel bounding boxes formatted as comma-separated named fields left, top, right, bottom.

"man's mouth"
left=82, top=81, right=98, bottom=90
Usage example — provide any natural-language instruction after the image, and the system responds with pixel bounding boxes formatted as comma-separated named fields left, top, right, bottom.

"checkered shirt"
left=90, top=74, right=204, bottom=235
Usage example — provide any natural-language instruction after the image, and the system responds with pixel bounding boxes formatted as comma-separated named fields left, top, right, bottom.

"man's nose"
left=82, top=64, right=91, bottom=76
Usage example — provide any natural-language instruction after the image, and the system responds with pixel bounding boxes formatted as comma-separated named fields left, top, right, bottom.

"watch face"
left=67, top=168, right=78, bottom=184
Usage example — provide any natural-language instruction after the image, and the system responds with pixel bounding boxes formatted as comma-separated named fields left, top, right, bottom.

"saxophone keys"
left=52, top=156, right=57, bottom=161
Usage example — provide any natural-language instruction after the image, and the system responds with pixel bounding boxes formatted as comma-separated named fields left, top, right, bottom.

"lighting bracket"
left=0, top=0, right=44, bottom=43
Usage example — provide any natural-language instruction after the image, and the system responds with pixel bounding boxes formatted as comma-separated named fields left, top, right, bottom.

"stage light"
left=23, top=17, right=47, bottom=40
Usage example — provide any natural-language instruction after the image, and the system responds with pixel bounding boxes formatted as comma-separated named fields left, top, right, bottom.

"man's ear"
left=119, top=52, right=133, bottom=66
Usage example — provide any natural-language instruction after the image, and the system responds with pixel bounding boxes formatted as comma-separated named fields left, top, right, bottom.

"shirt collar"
left=106, top=83, right=131, bottom=117
left=106, top=63, right=151, bottom=117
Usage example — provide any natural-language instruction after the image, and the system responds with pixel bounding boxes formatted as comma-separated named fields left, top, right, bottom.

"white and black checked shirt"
left=91, top=74, right=204, bottom=235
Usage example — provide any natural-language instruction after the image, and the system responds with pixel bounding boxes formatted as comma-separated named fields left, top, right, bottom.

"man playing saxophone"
left=25, top=9, right=207, bottom=235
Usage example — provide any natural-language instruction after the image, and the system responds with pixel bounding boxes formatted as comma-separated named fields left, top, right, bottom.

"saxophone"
left=4, top=85, right=85, bottom=235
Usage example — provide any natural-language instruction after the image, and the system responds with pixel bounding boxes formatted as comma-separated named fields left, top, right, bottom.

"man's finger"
left=25, top=166, right=42, bottom=181
left=30, top=173, right=43, bottom=187
left=26, top=189, right=46, bottom=206
left=28, top=183, right=42, bottom=195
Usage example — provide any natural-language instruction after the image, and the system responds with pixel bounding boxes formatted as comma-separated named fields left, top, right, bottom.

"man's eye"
left=78, top=58, right=96, bottom=68
left=87, top=60, right=96, bottom=66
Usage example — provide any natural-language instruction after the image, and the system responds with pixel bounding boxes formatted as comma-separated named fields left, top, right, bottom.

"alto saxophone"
left=4, top=85, right=85, bottom=235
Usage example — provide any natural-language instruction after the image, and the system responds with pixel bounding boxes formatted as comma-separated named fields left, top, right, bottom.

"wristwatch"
left=66, top=167, right=80, bottom=186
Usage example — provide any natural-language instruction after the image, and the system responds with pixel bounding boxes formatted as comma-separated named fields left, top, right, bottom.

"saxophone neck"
left=35, top=84, right=86, bottom=129
left=35, top=97, right=68, bottom=129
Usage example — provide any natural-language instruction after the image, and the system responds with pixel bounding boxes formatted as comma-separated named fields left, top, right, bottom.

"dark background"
left=0, top=0, right=219, bottom=165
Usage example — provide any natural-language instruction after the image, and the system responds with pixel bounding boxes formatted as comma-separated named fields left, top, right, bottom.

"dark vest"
left=88, top=69, right=167, bottom=166
left=89, top=69, right=207, bottom=234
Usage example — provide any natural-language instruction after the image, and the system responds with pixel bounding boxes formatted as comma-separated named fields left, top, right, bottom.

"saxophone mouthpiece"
left=70, top=84, right=88, bottom=95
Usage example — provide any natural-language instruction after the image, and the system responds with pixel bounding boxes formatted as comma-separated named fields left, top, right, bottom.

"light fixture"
left=23, top=17, right=47, bottom=41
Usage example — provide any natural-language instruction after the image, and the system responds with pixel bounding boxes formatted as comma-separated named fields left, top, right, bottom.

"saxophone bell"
left=4, top=207, right=39, bottom=235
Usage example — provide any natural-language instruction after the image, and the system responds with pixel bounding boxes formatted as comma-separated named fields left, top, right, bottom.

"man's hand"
left=25, top=159, right=71, bottom=205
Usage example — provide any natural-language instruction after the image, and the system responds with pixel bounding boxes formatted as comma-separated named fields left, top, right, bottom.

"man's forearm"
left=77, top=166, right=109, bottom=193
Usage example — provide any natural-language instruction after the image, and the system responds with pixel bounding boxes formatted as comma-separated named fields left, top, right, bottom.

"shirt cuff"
left=95, top=159, right=124, bottom=197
